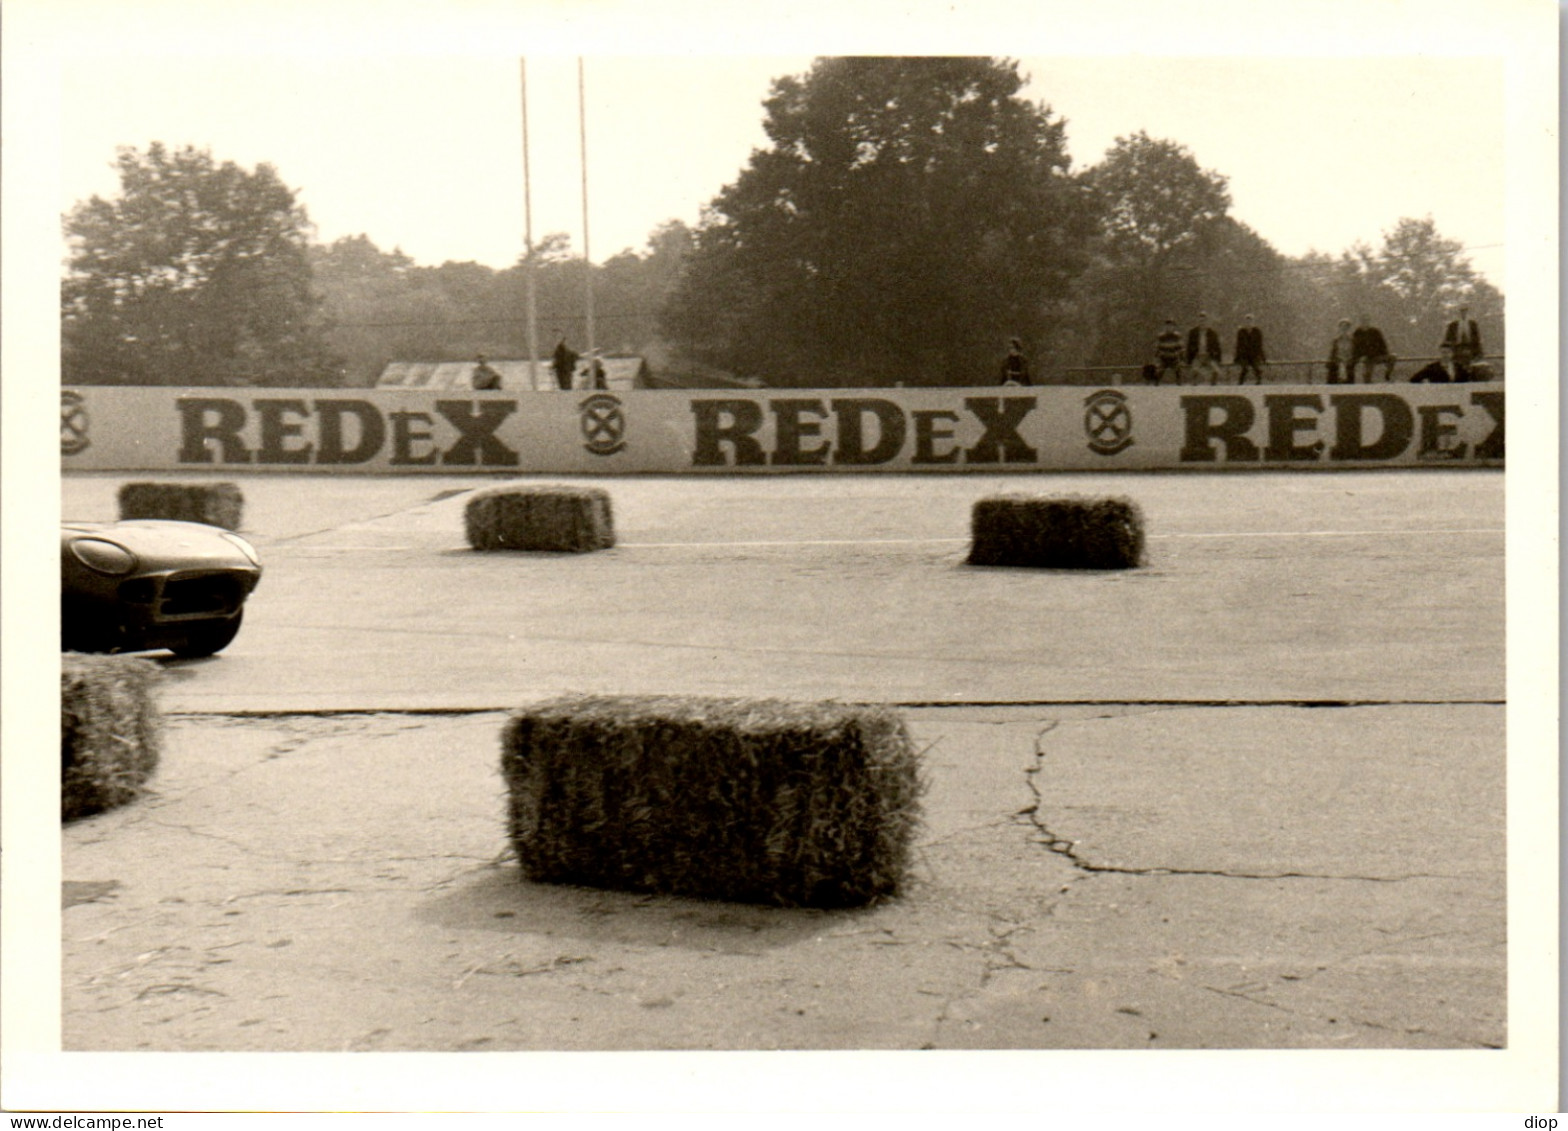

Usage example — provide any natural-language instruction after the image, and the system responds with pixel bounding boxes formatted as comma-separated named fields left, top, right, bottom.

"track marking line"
left=1152, top=527, right=1504, bottom=540
left=276, top=528, right=1504, bottom=552
left=622, top=537, right=966, bottom=548
left=619, top=528, right=1503, bottom=548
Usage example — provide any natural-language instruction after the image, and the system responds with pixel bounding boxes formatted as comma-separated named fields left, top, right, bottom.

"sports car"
left=62, top=519, right=262, bottom=658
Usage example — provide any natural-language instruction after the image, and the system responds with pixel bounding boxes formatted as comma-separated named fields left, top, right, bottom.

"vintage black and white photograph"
left=2, top=0, right=1558, bottom=1118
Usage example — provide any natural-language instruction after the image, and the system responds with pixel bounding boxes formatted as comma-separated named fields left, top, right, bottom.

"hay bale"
left=465, top=485, right=615, bottom=553
left=501, top=696, right=923, bottom=908
left=967, top=494, right=1145, bottom=569
left=61, top=653, right=162, bottom=821
left=118, top=481, right=244, bottom=530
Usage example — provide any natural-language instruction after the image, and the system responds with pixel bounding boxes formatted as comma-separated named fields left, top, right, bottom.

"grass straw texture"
left=118, top=481, right=244, bottom=530
left=967, top=494, right=1145, bottom=569
left=501, top=696, right=923, bottom=908
left=61, top=653, right=162, bottom=820
left=465, top=485, right=615, bottom=552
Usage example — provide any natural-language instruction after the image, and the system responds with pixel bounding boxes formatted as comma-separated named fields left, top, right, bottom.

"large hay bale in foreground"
left=61, top=653, right=162, bottom=820
left=501, top=696, right=923, bottom=908
left=967, top=494, right=1145, bottom=569
left=118, top=481, right=244, bottom=530
left=465, top=485, right=615, bottom=552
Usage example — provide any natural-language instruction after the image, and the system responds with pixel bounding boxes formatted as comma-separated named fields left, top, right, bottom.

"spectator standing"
left=1151, top=319, right=1184, bottom=384
left=551, top=334, right=580, bottom=391
left=1326, top=319, right=1356, bottom=384
left=1350, top=315, right=1397, bottom=382
left=588, top=349, right=608, bottom=390
left=1232, top=315, right=1266, bottom=385
left=1443, top=304, right=1483, bottom=369
left=1185, top=313, right=1223, bottom=385
left=999, top=338, right=1032, bottom=386
left=471, top=353, right=502, bottom=391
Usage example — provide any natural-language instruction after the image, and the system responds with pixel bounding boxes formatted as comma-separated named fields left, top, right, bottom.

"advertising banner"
left=60, top=384, right=1504, bottom=474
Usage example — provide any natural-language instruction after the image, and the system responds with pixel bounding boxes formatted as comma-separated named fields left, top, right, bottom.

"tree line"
left=62, top=59, right=1503, bottom=389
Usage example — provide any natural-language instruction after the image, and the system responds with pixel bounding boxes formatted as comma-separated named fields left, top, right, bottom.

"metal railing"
left=1055, top=356, right=1505, bottom=387
left=635, top=357, right=1505, bottom=390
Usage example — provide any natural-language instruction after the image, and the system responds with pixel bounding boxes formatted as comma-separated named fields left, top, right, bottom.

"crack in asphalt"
left=143, top=818, right=279, bottom=858
left=977, top=922, right=1033, bottom=987
left=917, top=986, right=956, bottom=1050
left=261, top=496, right=465, bottom=547
left=918, top=817, right=1019, bottom=849
left=222, top=887, right=355, bottom=901
left=1019, top=719, right=1446, bottom=884
left=1199, top=982, right=1502, bottom=1049
left=453, top=953, right=592, bottom=990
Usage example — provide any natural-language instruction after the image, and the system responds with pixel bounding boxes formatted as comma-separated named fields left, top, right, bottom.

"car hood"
left=63, top=519, right=259, bottom=569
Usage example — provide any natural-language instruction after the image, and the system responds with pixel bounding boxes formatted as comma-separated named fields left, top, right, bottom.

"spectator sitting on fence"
left=471, top=353, right=503, bottom=390
left=1151, top=319, right=1184, bottom=384
left=1409, top=344, right=1466, bottom=383
left=1186, top=313, right=1223, bottom=385
left=999, top=338, right=1032, bottom=386
left=1326, top=319, right=1356, bottom=384
left=1232, top=314, right=1266, bottom=385
left=1351, top=315, right=1397, bottom=382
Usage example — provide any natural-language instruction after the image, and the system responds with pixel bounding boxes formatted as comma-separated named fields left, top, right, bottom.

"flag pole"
left=578, top=56, right=596, bottom=369
left=521, top=58, right=539, bottom=390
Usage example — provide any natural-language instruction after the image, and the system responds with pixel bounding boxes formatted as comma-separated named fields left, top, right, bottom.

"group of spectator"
left=469, top=334, right=607, bottom=391
left=1327, top=304, right=1489, bottom=384
left=1000, top=317, right=1264, bottom=388
left=1080, top=304, right=1489, bottom=387
left=1141, top=312, right=1268, bottom=386
left=1410, top=305, right=1489, bottom=383
left=1324, top=316, right=1396, bottom=384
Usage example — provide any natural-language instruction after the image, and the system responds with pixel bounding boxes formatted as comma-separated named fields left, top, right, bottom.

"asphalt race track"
left=59, top=469, right=1506, bottom=1059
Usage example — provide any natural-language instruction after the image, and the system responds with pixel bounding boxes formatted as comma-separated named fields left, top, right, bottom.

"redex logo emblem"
left=579, top=393, right=626, bottom=456
left=61, top=390, right=91, bottom=455
left=1084, top=389, right=1133, bottom=455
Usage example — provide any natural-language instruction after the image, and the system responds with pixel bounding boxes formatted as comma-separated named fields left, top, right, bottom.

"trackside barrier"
left=1060, top=356, right=1506, bottom=386
left=59, top=385, right=1503, bottom=474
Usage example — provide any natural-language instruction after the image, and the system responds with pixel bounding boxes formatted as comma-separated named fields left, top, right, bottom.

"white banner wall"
left=59, top=385, right=1505, bottom=474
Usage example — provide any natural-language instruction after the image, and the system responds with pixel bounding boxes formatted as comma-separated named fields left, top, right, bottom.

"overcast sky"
left=58, top=53, right=1505, bottom=284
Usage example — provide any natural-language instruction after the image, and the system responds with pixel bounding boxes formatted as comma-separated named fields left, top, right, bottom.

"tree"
left=1086, top=131, right=1231, bottom=262
left=307, top=223, right=695, bottom=383
left=63, top=143, right=337, bottom=386
left=311, top=235, right=452, bottom=385
left=1272, top=250, right=1347, bottom=362
left=661, top=57, right=1095, bottom=386
left=1080, top=216, right=1303, bottom=368
left=1069, top=132, right=1240, bottom=367
left=1335, top=216, right=1502, bottom=354
left=594, top=221, right=695, bottom=354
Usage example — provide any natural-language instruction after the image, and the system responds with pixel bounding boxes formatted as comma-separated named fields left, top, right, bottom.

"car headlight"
left=71, top=538, right=138, bottom=576
left=220, top=531, right=261, bottom=567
